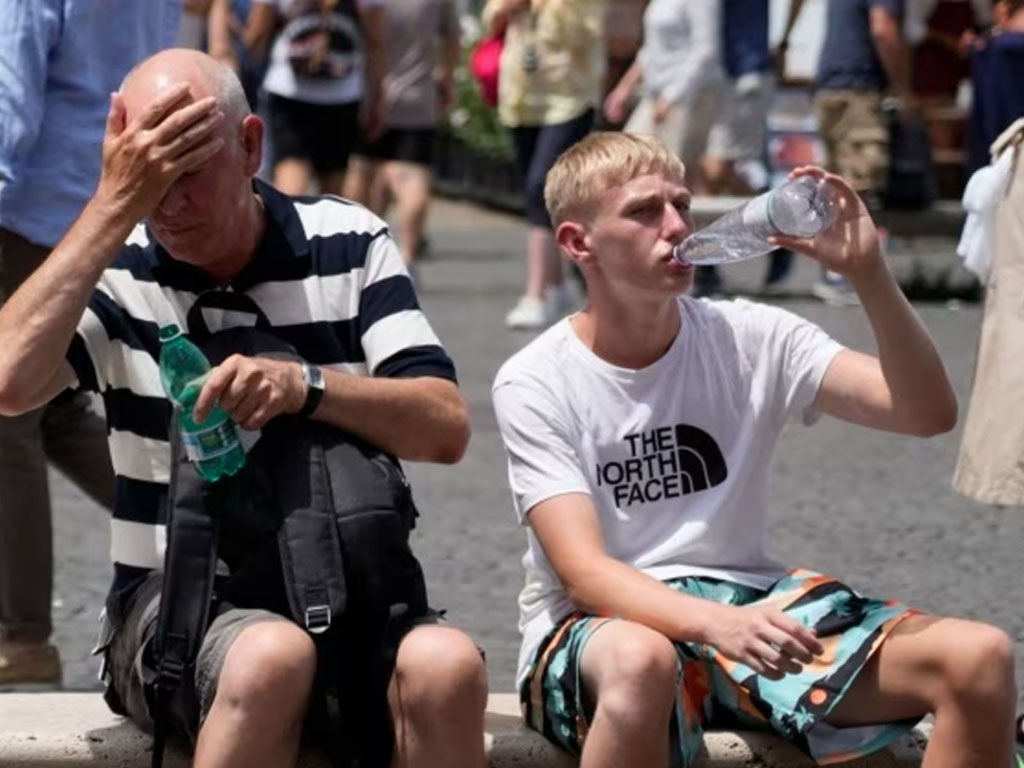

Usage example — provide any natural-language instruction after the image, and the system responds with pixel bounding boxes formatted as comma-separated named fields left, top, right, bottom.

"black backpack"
left=147, top=292, right=430, bottom=768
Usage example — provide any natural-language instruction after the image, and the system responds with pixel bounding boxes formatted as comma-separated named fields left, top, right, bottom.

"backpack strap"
left=150, top=422, right=229, bottom=768
left=271, top=421, right=354, bottom=764
left=273, top=421, right=348, bottom=635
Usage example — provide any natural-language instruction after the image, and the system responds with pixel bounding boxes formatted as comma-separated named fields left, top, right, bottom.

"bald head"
left=121, top=49, right=265, bottom=276
left=121, top=48, right=250, bottom=130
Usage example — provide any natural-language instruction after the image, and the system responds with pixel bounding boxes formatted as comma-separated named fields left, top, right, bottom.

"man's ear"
left=555, top=220, right=593, bottom=266
left=240, top=114, right=264, bottom=178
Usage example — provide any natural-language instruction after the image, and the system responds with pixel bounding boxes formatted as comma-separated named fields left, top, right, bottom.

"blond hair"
left=544, top=132, right=686, bottom=226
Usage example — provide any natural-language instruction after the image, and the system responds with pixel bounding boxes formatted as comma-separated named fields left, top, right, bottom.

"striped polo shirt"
left=65, top=179, right=456, bottom=594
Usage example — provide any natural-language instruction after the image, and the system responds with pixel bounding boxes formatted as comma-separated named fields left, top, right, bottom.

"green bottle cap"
left=158, top=324, right=182, bottom=342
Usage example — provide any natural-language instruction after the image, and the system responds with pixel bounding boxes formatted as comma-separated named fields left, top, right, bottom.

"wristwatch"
left=298, top=363, right=325, bottom=418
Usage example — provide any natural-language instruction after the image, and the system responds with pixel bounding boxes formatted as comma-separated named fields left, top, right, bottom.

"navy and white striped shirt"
left=65, top=179, right=456, bottom=594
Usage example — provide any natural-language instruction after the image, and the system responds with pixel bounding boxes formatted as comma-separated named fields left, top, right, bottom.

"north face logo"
left=595, top=424, right=728, bottom=507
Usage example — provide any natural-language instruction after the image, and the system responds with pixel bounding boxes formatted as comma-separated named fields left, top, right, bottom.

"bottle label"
left=182, top=421, right=241, bottom=462
left=740, top=190, right=774, bottom=230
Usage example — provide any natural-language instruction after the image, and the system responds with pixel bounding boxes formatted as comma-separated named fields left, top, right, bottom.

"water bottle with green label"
left=158, top=325, right=245, bottom=482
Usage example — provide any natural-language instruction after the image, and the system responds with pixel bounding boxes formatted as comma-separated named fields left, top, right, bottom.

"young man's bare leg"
left=524, top=227, right=559, bottom=301
left=826, top=614, right=1017, bottom=767
left=388, top=624, right=488, bottom=768
left=320, top=170, right=349, bottom=199
left=343, top=154, right=376, bottom=205
left=701, top=156, right=754, bottom=196
left=194, top=621, right=317, bottom=768
left=273, top=158, right=314, bottom=197
left=577, top=620, right=678, bottom=768
left=368, top=166, right=392, bottom=218
left=383, top=161, right=430, bottom=265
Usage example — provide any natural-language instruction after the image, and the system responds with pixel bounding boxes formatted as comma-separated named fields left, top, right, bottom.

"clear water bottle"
left=158, top=325, right=245, bottom=482
left=674, top=176, right=840, bottom=266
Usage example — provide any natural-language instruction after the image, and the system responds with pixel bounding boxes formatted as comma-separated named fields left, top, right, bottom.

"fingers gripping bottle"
left=673, top=176, right=840, bottom=266
left=158, top=325, right=245, bottom=482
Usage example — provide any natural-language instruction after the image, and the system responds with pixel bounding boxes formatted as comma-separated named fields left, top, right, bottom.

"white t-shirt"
left=256, top=0, right=383, bottom=104
left=491, top=296, right=843, bottom=686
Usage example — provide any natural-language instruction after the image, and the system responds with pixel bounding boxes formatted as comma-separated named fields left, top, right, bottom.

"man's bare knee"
left=215, top=621, right=317, bottom=715
left=392, top=626, right=487, bottom=722
left=585, top=623, right=679, bottom=726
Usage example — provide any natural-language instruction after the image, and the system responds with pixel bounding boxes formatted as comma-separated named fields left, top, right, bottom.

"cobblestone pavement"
left=31, top=199, right=1022, bottom=708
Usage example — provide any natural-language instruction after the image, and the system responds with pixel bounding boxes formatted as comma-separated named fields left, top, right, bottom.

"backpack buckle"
left=304, top=604, right=332, bottom=634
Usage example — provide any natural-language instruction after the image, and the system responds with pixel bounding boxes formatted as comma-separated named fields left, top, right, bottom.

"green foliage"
left=440, top=35, right=514, bottom=160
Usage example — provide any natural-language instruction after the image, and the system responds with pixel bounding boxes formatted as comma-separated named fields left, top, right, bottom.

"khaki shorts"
left=814, top=90, right=889, bottom=195
left=99, top=571, right=443, bottom=745
left=100, top=571, right=290, bottom=743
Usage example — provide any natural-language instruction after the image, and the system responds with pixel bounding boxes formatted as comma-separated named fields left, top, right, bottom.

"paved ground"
left=27, top=198, right=1023, bottom=709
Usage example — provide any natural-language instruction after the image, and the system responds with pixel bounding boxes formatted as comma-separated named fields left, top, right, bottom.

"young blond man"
left=491, top=132, right=1018, bottom=768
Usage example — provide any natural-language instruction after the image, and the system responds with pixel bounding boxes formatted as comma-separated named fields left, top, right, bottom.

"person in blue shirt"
left=967, top=0, right=1024, bottom=173
left=0, top=0, right=180, bottom=686
left=778, top=0, right=912, bottom=305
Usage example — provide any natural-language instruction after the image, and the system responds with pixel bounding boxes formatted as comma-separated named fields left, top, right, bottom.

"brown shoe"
left=0, top=641, right=62, bottom=685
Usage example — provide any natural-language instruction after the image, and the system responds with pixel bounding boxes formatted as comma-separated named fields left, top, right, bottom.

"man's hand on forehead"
left=127, top=80, right=198, bottom=124
left=94, top=81, right=225, bottom=223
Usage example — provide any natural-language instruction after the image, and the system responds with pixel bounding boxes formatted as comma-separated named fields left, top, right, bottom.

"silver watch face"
left=305, top=363, right=325, bottom=390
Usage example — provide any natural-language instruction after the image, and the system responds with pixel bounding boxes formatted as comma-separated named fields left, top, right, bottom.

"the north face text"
left=595, top=424, right=727, bottom=507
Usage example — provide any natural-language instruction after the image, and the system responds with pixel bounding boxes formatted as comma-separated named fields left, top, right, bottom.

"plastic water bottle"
left=158, top=325, right=245, bottom=482
left=674, top=176, right=840, bottom=266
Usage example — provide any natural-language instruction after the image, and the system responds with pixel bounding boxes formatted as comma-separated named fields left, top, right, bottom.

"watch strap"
left=297, top=363, right=325, bottom=418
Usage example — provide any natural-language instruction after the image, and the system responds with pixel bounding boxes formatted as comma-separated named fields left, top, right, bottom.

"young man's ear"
left=555, top=220, right=593, bottom=266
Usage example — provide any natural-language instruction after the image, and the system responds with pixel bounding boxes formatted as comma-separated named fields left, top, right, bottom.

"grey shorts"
left=99, top=571, right=445, bottom=745
left=100, top=571, right=289, bottom=742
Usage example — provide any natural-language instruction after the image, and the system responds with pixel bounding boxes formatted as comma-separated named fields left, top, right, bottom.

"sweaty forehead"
left=121, top=64, right=212, bottom=120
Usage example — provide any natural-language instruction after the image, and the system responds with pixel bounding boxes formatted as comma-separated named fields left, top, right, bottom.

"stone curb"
left=0, top=693, right=927, bottom=767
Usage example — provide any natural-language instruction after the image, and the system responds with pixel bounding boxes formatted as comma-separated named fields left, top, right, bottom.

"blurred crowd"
left=115, top=0, right=1024, bottom=320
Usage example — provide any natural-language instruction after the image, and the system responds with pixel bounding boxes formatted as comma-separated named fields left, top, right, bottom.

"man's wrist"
left=87, top=190, right=143, bottom=233
left=682, top=599, right=723, bottom=646
left=296, top=362, right=325, bottom=418
left=79, top=195, right=141, bottom=254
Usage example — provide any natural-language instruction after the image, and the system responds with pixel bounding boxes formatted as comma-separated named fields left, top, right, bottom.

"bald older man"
left=0, top=49, right=486, bottom=768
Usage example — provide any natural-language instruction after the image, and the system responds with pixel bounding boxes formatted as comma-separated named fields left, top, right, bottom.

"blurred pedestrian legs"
left=344, top=0, right=461, bottom=273
left=0, top=232, right=115, bottom=686
left=482, top=0, right=607, bottom=330
left=0, top=0, right=175, bottom=684
left=779, top=0, right=911, bottom=304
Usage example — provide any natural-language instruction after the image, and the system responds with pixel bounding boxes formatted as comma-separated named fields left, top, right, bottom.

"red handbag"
left=470, top=33, right=504, bottom=108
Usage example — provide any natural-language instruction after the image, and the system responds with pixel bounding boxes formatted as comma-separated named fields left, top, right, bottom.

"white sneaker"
left=812, top=271, right=861, bottom=307
left=505, top=296, right=549, bottom=330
